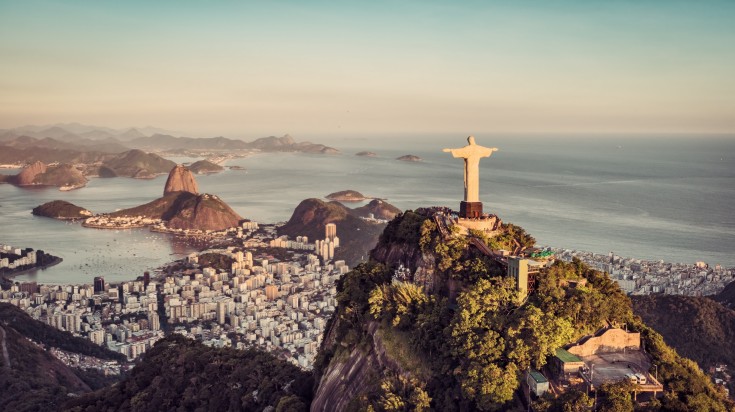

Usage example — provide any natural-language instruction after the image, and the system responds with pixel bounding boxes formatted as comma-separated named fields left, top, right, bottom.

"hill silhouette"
left=0, top=303, right=125, bottom=411
left=63, top=334, right=312, bottom=412
left=632, top=294, right=735, bottom=368
left=278, top=198, right=389, bottom=265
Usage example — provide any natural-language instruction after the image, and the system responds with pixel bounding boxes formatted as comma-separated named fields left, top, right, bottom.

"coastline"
left=1, top=256, right=63, bottom=279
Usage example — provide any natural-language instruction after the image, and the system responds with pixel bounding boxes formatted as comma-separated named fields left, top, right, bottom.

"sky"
left=1, top=0, right=734, bottom=138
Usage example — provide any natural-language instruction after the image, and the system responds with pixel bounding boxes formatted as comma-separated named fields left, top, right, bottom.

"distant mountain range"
left=0, top=124, right=339, bottom=164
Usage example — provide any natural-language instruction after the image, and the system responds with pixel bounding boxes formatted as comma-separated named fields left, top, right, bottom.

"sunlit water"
left=1, top=134, right=733, bottom=284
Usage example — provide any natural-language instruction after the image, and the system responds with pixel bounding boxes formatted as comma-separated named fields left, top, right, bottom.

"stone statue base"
left=460, top=201, right=483, bottom=219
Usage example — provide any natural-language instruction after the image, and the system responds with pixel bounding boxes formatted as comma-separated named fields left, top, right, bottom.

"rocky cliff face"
left=14, top=160, right=47, bottom=185
left=163, top=164, right=199, bottom=195
left=312, top=322, right=403, bottom=411
left=166, top=194, right=243, bottom=231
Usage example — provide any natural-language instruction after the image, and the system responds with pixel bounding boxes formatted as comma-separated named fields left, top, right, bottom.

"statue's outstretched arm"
left=442, top=148, right=452, bottom=153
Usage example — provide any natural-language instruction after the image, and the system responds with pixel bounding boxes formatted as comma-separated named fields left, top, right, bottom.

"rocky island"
left=355, top=151, right=377, bottom=157
left=396, top=154, right=422, bottom=162
left=325, top=189, right=370, bottom=202
left=32, top=200, right=92, bottom=220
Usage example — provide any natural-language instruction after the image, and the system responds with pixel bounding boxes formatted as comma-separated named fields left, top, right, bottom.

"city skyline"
left=1, top=1, right=734, bottom=137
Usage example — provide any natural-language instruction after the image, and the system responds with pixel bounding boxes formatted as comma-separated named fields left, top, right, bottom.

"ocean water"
left=1, top=134, right=733, bottom=284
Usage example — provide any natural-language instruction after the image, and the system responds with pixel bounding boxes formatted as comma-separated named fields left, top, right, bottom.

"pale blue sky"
left=1, top=1, right=733, bottom=137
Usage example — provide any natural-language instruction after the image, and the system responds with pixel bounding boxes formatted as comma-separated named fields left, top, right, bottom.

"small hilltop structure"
left=442, top=136, right=502, bottom=234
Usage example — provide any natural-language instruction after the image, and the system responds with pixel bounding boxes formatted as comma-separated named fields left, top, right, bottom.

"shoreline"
left=1, top=256, right=63, bottom=279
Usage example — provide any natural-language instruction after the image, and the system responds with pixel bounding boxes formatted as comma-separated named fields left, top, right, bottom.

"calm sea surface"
left=1, top=134, right=733, bottom=284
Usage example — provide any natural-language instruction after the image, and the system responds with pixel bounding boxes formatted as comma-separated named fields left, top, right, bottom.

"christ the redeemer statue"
left=443, top=136, right=498, bottom=218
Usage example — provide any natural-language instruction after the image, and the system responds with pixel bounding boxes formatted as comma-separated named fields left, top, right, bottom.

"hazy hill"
left=129, top=133, right=339, bottom=154
left=63, top=334, right=313, bottom=412
left=632, top=294, right=735, bottom=368
left=0, top=143, right=114, bottom=165
left=129, top=134, right=250, bottom=151
left=0, top=135, right=129, bottom=154
left=188, top=159, right=224, bottom=174
left=0, top=303, right=125, bottom=411
left=99, top=149, right=176, bottom=178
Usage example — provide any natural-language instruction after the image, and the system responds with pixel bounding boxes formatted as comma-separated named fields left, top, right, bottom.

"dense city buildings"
left=551, top=248, right=735, bottom=297
left=2, top=233, right=734, bottom=376
left=0, top=222, right=347, bottom=370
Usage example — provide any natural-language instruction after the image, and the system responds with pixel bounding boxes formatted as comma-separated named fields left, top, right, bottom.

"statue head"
left=467, top=136, right=476, bottom=145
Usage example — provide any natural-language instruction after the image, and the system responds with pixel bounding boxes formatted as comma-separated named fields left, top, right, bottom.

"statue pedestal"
left=460, top=201, right=483, bottom=219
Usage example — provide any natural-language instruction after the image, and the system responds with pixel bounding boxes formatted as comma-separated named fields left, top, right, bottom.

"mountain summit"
left=163, top=164, right=199, bottom=195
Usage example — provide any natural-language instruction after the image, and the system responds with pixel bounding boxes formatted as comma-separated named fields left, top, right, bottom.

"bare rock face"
left=166, top=194, right=243, bottom=232
left=163, top=164, right=198, bottom=196
left=15, top=161, right=47, bottom=185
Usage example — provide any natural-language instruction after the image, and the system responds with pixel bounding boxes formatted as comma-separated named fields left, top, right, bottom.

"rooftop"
left=555, top=348, right=583, bottom=363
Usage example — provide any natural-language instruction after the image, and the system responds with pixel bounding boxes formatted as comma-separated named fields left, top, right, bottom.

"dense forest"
left=315, top=209, right=733, bottom=411
left=0, top=303, right=126, bottom=411
left=64, top=334, right=313, bottom=412
left=631, top=294, right=735, bottom=369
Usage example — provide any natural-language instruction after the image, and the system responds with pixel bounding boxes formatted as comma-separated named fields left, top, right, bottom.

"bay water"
left=1, top=134, right=733, bottom=284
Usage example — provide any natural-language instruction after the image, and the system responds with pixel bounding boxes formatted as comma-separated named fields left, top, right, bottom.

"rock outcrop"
left=14, top=161, right=47, bottom=185
left=163, top=164, right=199, bottom=195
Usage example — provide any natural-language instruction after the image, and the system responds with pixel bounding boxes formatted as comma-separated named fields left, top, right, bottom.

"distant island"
left=188, top=159, right=224, bottom=174
left=325, top=190, right=371, bottom=202
left=355, top=151, right=377, bottom=157
left=32, top=200, right=92, bottom=220
left=0, top=161, right=88, bottom=190
left=0, top=124, right=340, bottom=181
left=396, top=154, right=422, bottom=162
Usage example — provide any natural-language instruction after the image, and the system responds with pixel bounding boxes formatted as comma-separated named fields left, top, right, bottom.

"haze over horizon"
left=1, top=1, right=734, bottom=137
